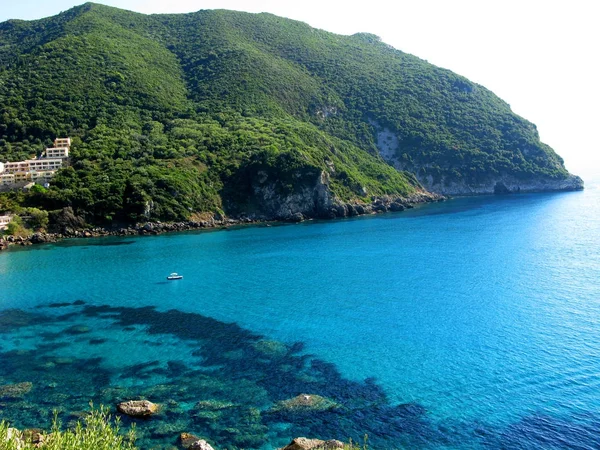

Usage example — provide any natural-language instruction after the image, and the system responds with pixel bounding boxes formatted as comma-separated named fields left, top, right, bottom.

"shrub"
left=4, top=215, right=27, bottom=237
left=0, top=405, right=137, bottom=450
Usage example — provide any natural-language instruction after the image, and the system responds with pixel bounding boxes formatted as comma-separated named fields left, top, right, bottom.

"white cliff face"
left=421, top=173, right=584, bottom=195
left=371, top=122, right=584, bottom=195
left=376, top=128, right=400, bottom=160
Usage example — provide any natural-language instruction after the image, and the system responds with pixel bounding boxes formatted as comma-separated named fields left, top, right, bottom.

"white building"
left=54, top=137, right=71, bottom=148
left=43, top=137, right=70, bottom=159
left=29, top=159, right=63, bottom=171
left=4, top=161, right=31, bottom=173
left=0, top=214, right=13, bottom=230
left=44, top=147, right=69, bottom=159
left=31, top=170, right=57, bottom=184
left=1, top=137, right=70, bottom=187
left=13, top=171, right=32, bottom=183
left=1, top=173, right=15, bottom=186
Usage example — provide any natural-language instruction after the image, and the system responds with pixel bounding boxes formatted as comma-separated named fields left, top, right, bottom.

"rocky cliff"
left=374, top=123, right=583, bottom=195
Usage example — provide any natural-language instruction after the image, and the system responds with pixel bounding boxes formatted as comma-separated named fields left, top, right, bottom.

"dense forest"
left=0, top=3, right=580, bottom=227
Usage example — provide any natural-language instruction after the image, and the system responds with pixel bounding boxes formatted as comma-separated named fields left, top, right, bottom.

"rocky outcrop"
left=3, top=427, right=23, bottom=448
left=251, top=170, right=334, bottom=221
left=271, top=394, right=339, bottom=413
left=372, top=119, right=584, bottom=196
left=47, top=207, right=87, bottom=235
left=180, top=433, right=216, bottom=450
left=21, top=429, right=45, bottom=446
left=1, top=427, right=46, bottom=448
left=180, top=433, right=203, bottom=448
left=280, top=437, right=344, bottom=450
left=374, top=134, right=584, bottom=196
left=419, top=173, right=584, bottom=195
left=29, top=232, right=58, bottom=244
left=116, top=399, right=160, bottom=417
left=251, top=169, right=444, bottom=221
left=189, top=440, right=216, bottom=450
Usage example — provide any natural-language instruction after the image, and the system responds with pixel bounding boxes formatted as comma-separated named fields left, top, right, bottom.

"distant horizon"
left=1, top=0, right=598, bottom=177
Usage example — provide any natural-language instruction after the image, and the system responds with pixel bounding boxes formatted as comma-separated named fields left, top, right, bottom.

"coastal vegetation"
left=0, top=406, right=136, bottom=450
left=0, top=3, right=578, bottom=228
left=0, top=406, right=369, bottom=450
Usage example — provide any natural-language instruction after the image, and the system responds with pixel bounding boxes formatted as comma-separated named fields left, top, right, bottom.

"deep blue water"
left=1, top=181, right=599, bottom=449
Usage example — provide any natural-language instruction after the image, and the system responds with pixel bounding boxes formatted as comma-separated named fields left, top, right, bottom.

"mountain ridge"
left=0, top=3, right=582, bottom=226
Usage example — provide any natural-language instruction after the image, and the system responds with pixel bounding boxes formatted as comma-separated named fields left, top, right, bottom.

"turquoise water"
left=1, top=182, right=600, bottom=449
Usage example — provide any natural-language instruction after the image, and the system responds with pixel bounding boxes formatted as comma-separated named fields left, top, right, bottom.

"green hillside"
left=0, top=3, right=581, bottom=226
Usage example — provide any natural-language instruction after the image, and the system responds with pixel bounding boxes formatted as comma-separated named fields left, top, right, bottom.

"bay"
left=1, top=180, right=599, bottom=449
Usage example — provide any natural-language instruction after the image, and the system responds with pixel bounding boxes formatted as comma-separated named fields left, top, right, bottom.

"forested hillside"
left=0, top=3, right=581, bottom=226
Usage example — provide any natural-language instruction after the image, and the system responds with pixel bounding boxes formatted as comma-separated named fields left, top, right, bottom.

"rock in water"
left=189, top=439, right=216, bottom=450
left=271, top=394, right=339, bottom=412
left=116, top=399, right=160, bottom=417
left=180, top=433, right=202, bottom=448
left=280, top=437, right=344, bottom=450
left=0, top=382, right=33, bottom=399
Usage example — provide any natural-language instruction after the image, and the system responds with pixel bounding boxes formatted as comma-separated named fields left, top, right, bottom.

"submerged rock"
left=252, top=339, right=289, bottom=358
left=0, top=382, right=33, bottom=399
left=195, top=399, right=236, bottom=411
left=149, top=419, right=188, bottom=437
left=271, top=394, right=339, bottom=413
left=194, top=410, right=222, bottom=421
left=116, top=399, right=160, bottom=417
left=280, top=437, right=344, bottom=450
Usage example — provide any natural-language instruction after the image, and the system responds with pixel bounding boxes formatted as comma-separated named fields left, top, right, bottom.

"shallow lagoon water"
left=1, top=182, right=600, bottom=449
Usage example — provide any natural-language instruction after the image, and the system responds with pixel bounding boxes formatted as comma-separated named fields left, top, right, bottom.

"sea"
left=1, top=178, right=599, bottom=449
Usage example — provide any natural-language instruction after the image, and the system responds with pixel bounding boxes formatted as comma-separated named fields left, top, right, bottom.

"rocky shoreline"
left=0, top=192, right=444, bottom=252
left=1, top=388, right=351, bottom=450
left=4, top=425, right=345, bottom=450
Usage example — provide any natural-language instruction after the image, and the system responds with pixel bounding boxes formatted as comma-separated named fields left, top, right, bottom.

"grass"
left=0, top=405, right=136, bottom=450
left=346, top=434, right=370, bottom=449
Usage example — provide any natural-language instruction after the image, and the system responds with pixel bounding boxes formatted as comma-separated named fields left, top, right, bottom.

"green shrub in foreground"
left=0, top=405, right=136, bottom=450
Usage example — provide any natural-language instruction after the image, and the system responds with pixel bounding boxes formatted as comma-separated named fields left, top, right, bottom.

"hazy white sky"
left=1, top=0, right=598, bottom=178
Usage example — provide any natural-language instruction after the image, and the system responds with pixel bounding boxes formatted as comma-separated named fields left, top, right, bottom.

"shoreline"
left=0, top=192, right=445, bottom=252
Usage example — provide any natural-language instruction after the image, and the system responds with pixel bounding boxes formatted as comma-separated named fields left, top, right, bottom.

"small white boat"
left=167, top=273, right=183, bottom=280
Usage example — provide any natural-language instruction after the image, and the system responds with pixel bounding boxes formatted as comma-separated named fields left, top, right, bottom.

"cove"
left=1, top=185, right=600, bottom=449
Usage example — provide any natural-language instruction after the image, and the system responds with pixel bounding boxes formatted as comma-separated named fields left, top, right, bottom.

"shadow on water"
left=56, top=240, right=138, bottom=248
left=1, top=303, right=599, bottom=449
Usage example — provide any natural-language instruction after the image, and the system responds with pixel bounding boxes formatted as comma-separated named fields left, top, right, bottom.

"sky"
left=1, top=0, right=598, bottom=179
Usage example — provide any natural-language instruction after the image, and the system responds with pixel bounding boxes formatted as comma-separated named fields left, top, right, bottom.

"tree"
left=25, top=208, right=49, bottom=230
